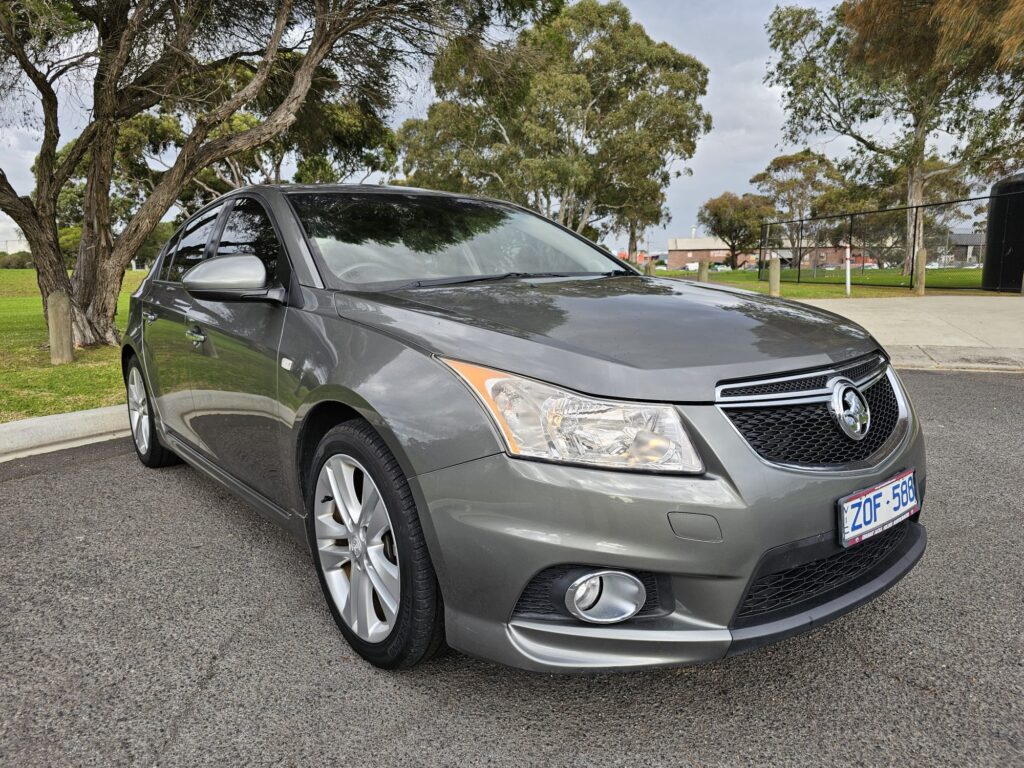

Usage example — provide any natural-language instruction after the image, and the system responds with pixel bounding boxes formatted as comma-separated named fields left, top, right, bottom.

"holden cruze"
left=122, top=185, right=926, bottom=671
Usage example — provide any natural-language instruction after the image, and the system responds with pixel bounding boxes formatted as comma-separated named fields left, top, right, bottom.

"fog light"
left=565, top=570, right=646, bottom=624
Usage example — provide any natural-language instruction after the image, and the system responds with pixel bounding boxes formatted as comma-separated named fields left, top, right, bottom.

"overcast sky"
left=0, top=0, right=839, bottom=251
left=620, top=0, right=840, bottom=251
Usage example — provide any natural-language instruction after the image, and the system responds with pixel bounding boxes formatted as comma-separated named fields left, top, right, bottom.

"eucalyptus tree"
left=0, top=0, right=547, bottom=345
left=398, top=0, right=711, bottom=251
left=766, top=0, right=1024, bottom=274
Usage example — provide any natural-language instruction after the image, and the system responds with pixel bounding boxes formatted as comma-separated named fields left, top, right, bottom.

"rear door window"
left=157, top=229, right=184, bottom=282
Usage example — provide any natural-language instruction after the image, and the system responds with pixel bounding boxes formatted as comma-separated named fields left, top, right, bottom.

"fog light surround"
left=564, top=570, right=647, bottom=624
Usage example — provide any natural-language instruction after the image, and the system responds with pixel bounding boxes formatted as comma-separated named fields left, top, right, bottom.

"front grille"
left=720, top=375, right=829, bottom=398
left=512, top=566, right=664, bottom=620
left=718, top=353, right=885, bottom=400
left=734, top=522, right=909, bottom=626
left=724, top=373, right=902, bottom=467
left=840, top=356, right=886, bottom=384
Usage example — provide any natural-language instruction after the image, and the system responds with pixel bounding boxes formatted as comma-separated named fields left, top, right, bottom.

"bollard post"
left=697, top=260, right=709, bottom=283
left=768, top=257, right=781, bottom=297
left=845, top=244, right=852, bottom=297
left=47, top=290, right=74, bottom=365
left=914, top=247, right=927, bottom=296
left=644, top=259, right=657, bottom=276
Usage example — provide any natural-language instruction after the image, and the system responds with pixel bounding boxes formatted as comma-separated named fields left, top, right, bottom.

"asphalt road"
left=1, top=370, right=1021, bottom=767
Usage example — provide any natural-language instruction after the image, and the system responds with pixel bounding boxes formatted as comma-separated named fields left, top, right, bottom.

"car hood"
left=334, top=276, right=878, bottom=403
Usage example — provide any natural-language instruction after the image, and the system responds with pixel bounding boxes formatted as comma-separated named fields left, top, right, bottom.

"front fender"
left=277, top=289, right=503, bottom=514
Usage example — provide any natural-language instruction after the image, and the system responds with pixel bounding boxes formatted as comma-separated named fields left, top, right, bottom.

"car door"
left=185, top=196, right=290, bottom=503
left=140, top=204, right=223, bottom=440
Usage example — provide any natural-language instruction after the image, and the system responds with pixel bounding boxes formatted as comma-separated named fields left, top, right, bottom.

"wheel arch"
left=292, top=388, right=419, bottom=510
left=121, top=342, right=139, bottom=379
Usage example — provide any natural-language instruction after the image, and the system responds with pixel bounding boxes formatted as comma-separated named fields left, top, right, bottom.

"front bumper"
left=410, top=398, right=927, bottom=673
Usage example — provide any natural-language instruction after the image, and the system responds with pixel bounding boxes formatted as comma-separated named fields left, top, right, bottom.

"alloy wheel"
left=127, top=367, right=151, bottom=455
left=313, top=454, right=401, bottom=643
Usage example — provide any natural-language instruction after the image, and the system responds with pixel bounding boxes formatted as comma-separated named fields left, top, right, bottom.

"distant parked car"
left=711, top=264, right=732, bottom=272
left=122, top=184, right=927, bottom=672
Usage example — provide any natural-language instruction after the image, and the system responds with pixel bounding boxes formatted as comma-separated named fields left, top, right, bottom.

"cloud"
left=0, top=127, right=40, bottom=244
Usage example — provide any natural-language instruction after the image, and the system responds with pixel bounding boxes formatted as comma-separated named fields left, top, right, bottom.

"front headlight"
left=443, top=359, right=703, bottom=473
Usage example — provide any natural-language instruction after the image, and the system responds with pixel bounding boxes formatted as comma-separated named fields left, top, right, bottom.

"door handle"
left=142, top=310, right=157, bottom=324
left=185, top=327, right=207, bottom=347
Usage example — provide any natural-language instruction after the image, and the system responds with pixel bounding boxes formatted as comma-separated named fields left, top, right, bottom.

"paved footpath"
left=799, top=295, right=1024, bottom=371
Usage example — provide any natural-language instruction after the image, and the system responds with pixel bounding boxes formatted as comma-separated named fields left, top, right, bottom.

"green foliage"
left=751, top=150, right=843, bottom=222
left=697, top=192, right=777, bottom=268
left=398, top=0, right=710, bottom=242
left=52, top=70, right=400, bottom=223
left=171, top=57, right=401, bottom=209
left=0, top=251, right=34, bottom=269
left=137, top=222, right=175, bottom=267
left=58, top=225, right=80, bottom=265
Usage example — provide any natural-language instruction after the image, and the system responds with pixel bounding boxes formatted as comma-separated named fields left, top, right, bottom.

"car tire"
left=124, top=356, right=180, bottom=468
left=307, top=420, right=445, bottom=669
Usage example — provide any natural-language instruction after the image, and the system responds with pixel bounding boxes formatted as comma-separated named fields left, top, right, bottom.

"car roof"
left=235, top=183, right=464, bottom=198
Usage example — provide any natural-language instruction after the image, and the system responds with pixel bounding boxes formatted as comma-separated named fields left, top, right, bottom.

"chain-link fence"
left=758, top=190, right=1022, bottom=290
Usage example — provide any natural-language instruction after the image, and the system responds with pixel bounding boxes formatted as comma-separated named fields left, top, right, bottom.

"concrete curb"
left=0, top=405, right=130, bottom=463
left=886, top=345, right=1024, bottom=372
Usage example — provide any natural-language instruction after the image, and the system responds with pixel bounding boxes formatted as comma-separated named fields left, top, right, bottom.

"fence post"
left=847, top=215, right=855, bottom=278
left=914, top=245, right=927, bottom=296
left=698, top=260, right=709, bottom=283
left=845, top=243, right=852, bottom=297
left=47, top=290, right=74, bottom=365
left=795, top=219, right=804, bottom=283
left=759, top=222, right=767, bottom=279
left=769, top=257, right=781, bottom=297
left=909, top=205, right=919, bottom=290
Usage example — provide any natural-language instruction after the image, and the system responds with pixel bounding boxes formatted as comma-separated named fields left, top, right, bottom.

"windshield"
left=288, top=192, right=622, bottom=288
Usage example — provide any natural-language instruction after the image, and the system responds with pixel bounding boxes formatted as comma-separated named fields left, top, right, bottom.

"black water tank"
left=983, top=173, right=1024, bottom=291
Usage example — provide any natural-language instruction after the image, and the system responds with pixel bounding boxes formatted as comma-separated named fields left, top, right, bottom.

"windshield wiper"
left=407, top=272, right=583, bottom=288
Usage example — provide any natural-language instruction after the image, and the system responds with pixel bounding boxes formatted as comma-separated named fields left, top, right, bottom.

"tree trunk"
left=575, top=199, right=594, bottom=234
left=627, top=222, right=638, bottom=264
left=903, top=158, right=926, bottom=277
left=29, top=227, right=109, bottom=345
left=81, top=258, right=127, bottom=345
left=73, top=120, right=118, bottom=315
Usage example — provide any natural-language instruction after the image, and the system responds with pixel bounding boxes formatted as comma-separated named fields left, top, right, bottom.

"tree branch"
left=0, top=10, right=61, bottom=198
left=0, top=167, right=35, bottom=226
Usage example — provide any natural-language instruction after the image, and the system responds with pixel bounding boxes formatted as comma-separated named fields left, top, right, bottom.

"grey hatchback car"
left=122, top=185, right=926, bottom=672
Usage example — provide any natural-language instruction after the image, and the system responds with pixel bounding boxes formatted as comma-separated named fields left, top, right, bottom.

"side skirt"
left=164, top=430, right=308, bottom=546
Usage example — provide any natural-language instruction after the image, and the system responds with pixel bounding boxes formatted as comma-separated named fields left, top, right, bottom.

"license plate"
left=838, top=469, right=919, bottom=548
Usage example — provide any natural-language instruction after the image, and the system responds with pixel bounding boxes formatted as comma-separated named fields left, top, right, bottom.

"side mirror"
left=182, top=254, right=284, bottom=303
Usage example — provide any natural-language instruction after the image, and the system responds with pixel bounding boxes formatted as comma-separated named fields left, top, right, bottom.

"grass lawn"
left=662, top=269, right=988, bottom=298
left=0, top=269, right=146, bottom=423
